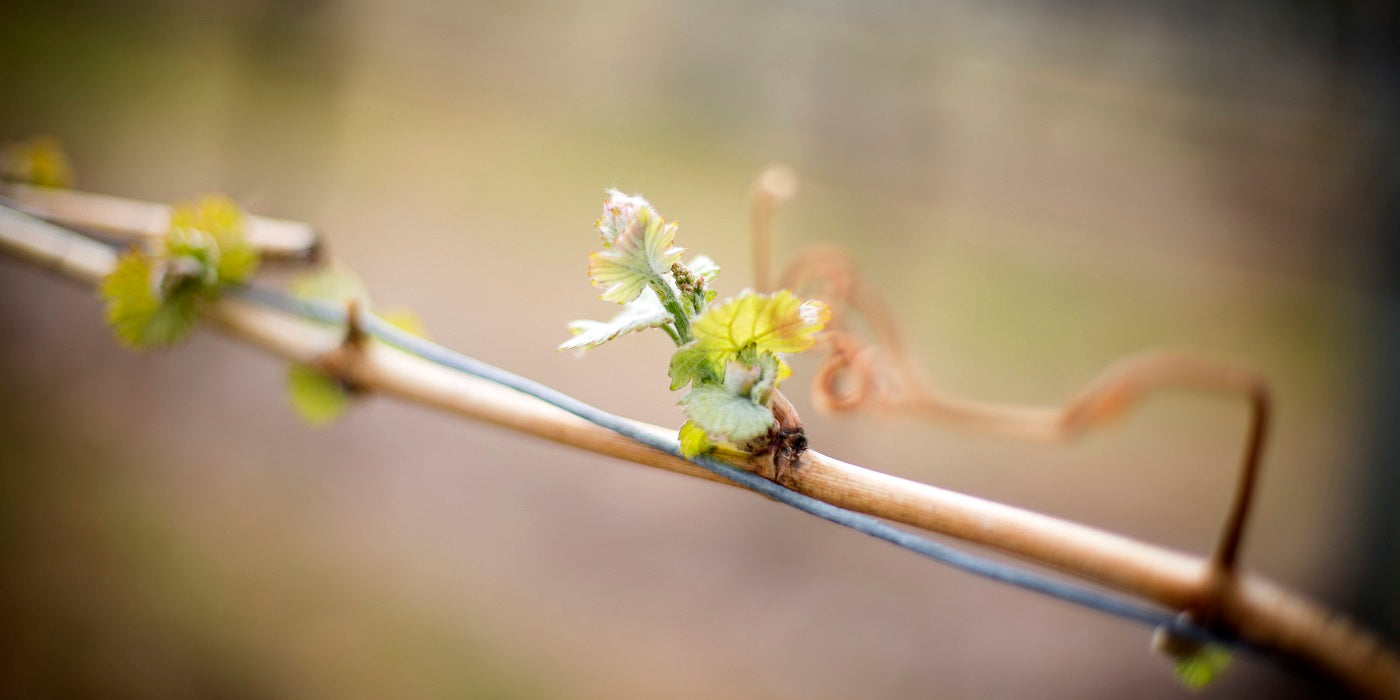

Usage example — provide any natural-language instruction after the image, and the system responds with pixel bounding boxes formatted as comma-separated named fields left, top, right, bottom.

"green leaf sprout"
left=588, top=202, right=684, bottom=304
left=562, top=190, right=828, bottom=459
left=284, top=263, right=425, bottom=426
left=1172, top=645, right=1232, bottom=690
left=0, top=136, right=73, bottom=188
left=1152, top=620, right=1233, bottom=690
left=287, top=363, right=353, bottom=427
left=100, top=195, right=259, bottom=349
left=559, top=288, right=674, bottom=353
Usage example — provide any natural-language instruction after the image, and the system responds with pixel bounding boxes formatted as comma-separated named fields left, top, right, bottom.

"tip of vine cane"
left=755, top=165, right=799, bottom=203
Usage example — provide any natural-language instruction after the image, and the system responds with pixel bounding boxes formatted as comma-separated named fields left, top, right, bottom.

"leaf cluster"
left=100, top=195, right=259, bottom=349
left=283, top=263, right=425, bottom=427
left=0, top=136, right=73, bottom=188
left=561, top=190, right=828, bottom=457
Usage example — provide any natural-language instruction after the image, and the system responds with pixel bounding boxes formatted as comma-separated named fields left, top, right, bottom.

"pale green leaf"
left=1173, top=645, right=1231, bottom=690
left=0, top=136, right=73, bottom=188
left=721, top=360, right=764, bottom=397
left=692, top=290, right=829, bottom=355
left=668, top=291, right=826, bottom=395
left=215, top=235, right=258, bottom=284
left=380, top=308, right=427, bottom=337
left=686, top=255, right=719, bottom=283
left=169, top=195, right=258, bottom=285
left=136, top=293, right=200, bottom=348
left=679, top=384, right=774, bottom=445
left=292, top=264, right=427, bottom=338
left=170, top=194, right=242, bottom=234
left=668, top=341, right=723, bottom=390
left=749, top=353, right=784, bottom=405
left=161, top=231, right=221, bottom=289
left=587, top=206, right=684, bottom=304
left=292, top=262, right=369, bottom=306
left=100, top=250, right=201, bottom=349
left=678, top=420, right=714, bottom=458
left=1153, top=622, right=1232, bottom=691
left=560, top=287, right=672, bottom=352
left=716, top=355, right=784, bottom=404
left=99, top=194, right=264, bottom=351
left=595, top=189, right=654, bottom=246
left=287, top=364, right=351, bottom=426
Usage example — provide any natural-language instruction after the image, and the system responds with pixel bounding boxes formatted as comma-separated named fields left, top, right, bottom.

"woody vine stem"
left=0, top=179, right=1396, bottom=696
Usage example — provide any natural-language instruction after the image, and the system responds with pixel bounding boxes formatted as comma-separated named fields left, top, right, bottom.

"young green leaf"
left=168, top=196, right=258, bottom=284
left=287, top=363, right=352, bottom=427
left=283, top=264, right=367, bottom=429
left=282, top=263, right=427, bottom=427
left=667, top=289, right=825, bottom=393
left=380, top=308, right=427, bottom=337
left=100, top=195, right=261, bottom=350
left=560, top=287, right=673, bottom=352
left=677, top=420, right=715, bottom=458
left=685, top=255, right=719, bottom=283
left=1171, top=645, right=1231, bottom=690
left=1152, top=621, right=1232, bottom=691
left=692, top=290, right=830, bottom=356
left=588, top=206, right=684, bottom=304
left=290, top=263, right=427, bottom=337
left=100, top=249, right=201, bottom=348
left=291, top=261, right=369, bottom=306
left=746, top=353, right=785, bottom=406
left=679, top=383, right=775, bottom=445
left=668, top=341, right=723, bottom=390
left=0, top=136, right=73, bottom=188
left=595, top=189, right=655, bottom=246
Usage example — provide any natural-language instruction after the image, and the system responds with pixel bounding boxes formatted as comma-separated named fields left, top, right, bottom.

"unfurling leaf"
left=290, top=263, right=427, bottom=337
left=588, top=205, right=684, bottom=304
left=287, top=364, right=351, bottom=426
left=685, top=255, right=720, bottom=283
left=380, top=309, right=427, bottom=337
left=0, top=136, right=73, bottom=188
left=1151, top=622, right=1232, bottom=691
left=168, top=196, right=258, bottom=284
left=679, top=383, right=775, bottom=445
left=100, top=250, right=200, bottom=348
left=667, top=289, right=825, bottom=392
left=1173, top=645, right=1231, bottom=690
left=667, top=341, right=722, bottom=390
left=560, top=287, right=672, bottom=352
left=595, top=189, right=655, bottom=246
left=282, top=262, right=426, bottom=426
left=678, top=420, right=714, bottom=458
left=100, top=195, right=260, bottom=350
left=291, top=263, right=369, bottom=307
left=747, top=353, right=784, bottom=406
left=692, top=290, right=830, bottom=356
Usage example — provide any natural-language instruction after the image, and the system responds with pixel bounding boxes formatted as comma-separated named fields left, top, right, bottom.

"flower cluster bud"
left=671, top=262, right=705, bottom=296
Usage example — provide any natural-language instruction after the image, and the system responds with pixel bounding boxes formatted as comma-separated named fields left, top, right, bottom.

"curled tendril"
left=776, top=246, right=931, bottom=417
left=751, top=168, right=1273, bottom=664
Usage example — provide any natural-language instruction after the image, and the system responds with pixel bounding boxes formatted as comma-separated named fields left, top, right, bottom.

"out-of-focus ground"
left=0, top=1, right=1393, bottom=697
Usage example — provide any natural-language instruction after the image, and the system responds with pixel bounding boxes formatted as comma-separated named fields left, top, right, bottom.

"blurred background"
left=2, top=0, right=1397, bottom=697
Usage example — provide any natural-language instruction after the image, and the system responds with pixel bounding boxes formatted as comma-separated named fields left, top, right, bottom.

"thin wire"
left=236, top=284, right=1255, bottom=654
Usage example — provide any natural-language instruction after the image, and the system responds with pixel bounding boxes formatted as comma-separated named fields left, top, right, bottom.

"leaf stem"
left=659, top=321, right=682, bottom=346
left=653, top=279, right=692, bottom=344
